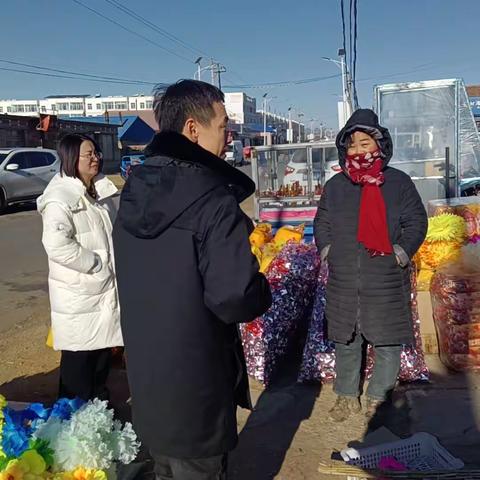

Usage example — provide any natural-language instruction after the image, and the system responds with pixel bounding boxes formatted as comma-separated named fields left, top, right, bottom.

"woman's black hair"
left=57, top=133, right=102, bottom=178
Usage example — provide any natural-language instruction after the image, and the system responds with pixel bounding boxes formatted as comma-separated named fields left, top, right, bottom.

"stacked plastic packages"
left=431, top=244, right=480, bottom=371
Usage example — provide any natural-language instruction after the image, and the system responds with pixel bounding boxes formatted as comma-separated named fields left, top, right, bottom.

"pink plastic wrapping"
left=299, top=265, right=429, bottom=383
left=240, top=242, right=320, bottom=385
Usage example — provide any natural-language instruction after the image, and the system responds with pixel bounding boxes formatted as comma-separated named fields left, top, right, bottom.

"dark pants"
left=153, top=453, right=227, bottom=480
left=334, top=333, right=402, bottom=401
left=59, top=348, right=112, bottom=401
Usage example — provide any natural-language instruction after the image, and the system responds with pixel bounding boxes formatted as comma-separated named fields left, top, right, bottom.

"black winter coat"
left=113, top=132, right=272, bottom=459
left=314, top=109, right=427, bottom=346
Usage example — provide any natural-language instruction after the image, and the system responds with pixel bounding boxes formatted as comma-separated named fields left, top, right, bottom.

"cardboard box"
left=417, top=291, right=439, bottom=354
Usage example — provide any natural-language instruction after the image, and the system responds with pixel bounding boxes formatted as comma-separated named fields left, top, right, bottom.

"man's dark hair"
left=153, top=80, right=225, bottom=133
left=57, top=133, right=102, bottom=178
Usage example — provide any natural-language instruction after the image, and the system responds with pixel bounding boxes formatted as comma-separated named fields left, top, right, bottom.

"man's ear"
left=182, top=118, right=199, bottom=143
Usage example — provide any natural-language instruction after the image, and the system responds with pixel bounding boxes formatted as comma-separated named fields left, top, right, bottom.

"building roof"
left=66, top=115, right=155, bottom=144
left=467, top=86, right=480, bottom=97
left=45, top=94, right=92, bottom=99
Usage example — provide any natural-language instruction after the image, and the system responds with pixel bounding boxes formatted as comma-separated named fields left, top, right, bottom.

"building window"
left=103, top=102, right=114, bottom=110
left=70, top=102, right=83, bottom=111
left=58, top=103, right=69, bottom=111
left=25, top=105, right=38, bottom=112
left=0, top=107, right=3, bottom=113
left=140, top=102, right=145, bottom=109
left=130, top=102, right=136, bottom=109
left=7, top=106, right=11, bottom=112
left=96, top=103, right=102, bottom=109
left=41, top=106, right=47, bottom=113
left=11, top=105, right=26, bottom=113
left=146, top=101, right=153, bottom=109
left=87, top=104, right=93, bottom=110
left=114, top=102, right=127, bottom=110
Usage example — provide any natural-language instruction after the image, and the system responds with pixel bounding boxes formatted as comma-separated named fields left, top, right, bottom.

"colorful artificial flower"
left=18, top=449, right=47, bottom=479
left=0, top=459, right=25, bottom=480
left=35, top=399, right=139, bottom=472
left=0, top=395, right=6, bottom=460
left=425, top=213, right=466, bottom=243
left=52, top=468, right=106, bottom=480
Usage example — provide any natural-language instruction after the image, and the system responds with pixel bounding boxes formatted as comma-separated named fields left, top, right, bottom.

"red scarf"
left=345, top=150, right=393, bottom=257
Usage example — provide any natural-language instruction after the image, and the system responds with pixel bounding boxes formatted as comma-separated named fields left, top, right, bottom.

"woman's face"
left=77, top=140, right=100, bottom=183
left=347, top=131, right=378, bottom=156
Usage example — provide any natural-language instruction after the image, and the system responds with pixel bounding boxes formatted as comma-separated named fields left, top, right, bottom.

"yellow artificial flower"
left=0, top=459, right=25, bottom=480
left=425, top=213, right=467, bottom=243
left=71, top=468, right=106, bottom=480
left=18, top=450, right=47, bottom=477
left=417, top=240, right=462, bottom=270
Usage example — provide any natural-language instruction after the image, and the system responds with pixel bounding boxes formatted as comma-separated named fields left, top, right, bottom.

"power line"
left=0, top=66, right=162, bottom=86
left=223, top=73, right=341, bottom=89
left=0, top=59, right=340, bottom=90
left=102, top=0, right=207, bottom=57
left=0, top=59, right=158, bottom=86
left=70, top=0, right=193, bottom=63
left=102, top=0, right=249, bottom=85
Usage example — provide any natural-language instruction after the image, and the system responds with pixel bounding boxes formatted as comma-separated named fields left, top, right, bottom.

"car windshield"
left=0, top=154, right=8, bottom=164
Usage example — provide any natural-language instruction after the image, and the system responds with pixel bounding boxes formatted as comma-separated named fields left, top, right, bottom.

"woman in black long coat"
left=314, top=109, right=427, bottom=422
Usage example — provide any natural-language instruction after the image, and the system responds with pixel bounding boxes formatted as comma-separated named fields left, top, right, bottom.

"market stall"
left=250, top=142, right=339, bottom=241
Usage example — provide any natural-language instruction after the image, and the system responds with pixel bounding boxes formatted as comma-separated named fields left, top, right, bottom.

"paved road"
left=0, top=203, right=49, bottom=333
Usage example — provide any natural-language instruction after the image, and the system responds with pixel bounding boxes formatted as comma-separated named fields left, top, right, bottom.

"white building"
left=0, top=94, right=155, bottom=117
left=0, top=92, right=261, bottom=124
left=224, top=92, right=260, bottom=125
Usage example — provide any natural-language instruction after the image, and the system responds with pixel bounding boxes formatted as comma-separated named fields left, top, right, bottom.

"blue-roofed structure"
left=65, top=115, right=155, bottom=146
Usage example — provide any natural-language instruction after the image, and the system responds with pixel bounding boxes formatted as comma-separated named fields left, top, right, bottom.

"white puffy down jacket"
left=37, top=173, right=123, bottom=351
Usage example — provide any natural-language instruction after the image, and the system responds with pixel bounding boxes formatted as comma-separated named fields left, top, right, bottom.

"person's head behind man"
left=153, top=80, right=228, bottom=158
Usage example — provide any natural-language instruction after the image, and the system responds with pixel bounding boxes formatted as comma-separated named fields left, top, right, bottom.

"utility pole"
left=297, top=113, right=304, bottom=143
left=322, top=49, right=354, bottom=127
left=338, top=48, right=353, bottom=123
left=288, top=106, right=293, bottom=144
left=211, top=62, right=226, bottom=89
left=194, top=57, right=203, bottom=80
left=263, top=93, right=268, bottom=146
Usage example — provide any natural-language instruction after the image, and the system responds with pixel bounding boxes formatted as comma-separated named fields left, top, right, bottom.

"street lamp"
left=262, top=93, right=268, bottom=146
left=194, top=57, right=203, bottom=80
left=287, top=106, right=294, bottom=143
left=322, top=49, right=353, bottom=125
left=262, top=94, right=278, bottom=145
left=297, top=112, right=304, bottom=143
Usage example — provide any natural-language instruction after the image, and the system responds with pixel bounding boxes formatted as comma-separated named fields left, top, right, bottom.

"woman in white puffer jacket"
left=37, top=133, right=123, bottom=401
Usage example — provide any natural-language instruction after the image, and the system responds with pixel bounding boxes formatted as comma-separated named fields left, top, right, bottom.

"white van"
left=224, top=140, right=244, bottom=167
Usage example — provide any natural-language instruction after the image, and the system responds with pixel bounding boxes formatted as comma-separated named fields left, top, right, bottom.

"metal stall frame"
left=373, top=78, right=473, bottom=200
left=251, top=141, right=336, bottom=223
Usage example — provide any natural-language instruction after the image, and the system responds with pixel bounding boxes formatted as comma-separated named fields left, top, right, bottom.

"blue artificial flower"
left=50, top=398, right=85, bottom=421
left=27, top=403, right=51, bottom=421
left=1, top=418, right=29, bottom=457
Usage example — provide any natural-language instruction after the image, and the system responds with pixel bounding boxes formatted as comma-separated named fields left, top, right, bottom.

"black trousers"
left=153, top=453, right=227, bottom=480
left=59, top=348, right=112, bottom=401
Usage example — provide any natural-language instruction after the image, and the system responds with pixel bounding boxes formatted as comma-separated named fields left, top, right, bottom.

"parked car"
left=0, top=147, right=60, bottom=213
left=121, top=154, right=145, bottom=180
left=283, top=147, right=340, bottom=189
left=224, top=141, right=244, bottom=167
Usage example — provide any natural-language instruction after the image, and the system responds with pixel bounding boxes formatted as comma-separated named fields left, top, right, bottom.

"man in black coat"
left=314, top=109, right=427, bottom=422
left=113, top=80, right=272, bottom=479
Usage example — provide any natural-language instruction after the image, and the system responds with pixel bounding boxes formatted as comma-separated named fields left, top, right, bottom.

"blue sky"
left=1, top=0, right=480, bottom=127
